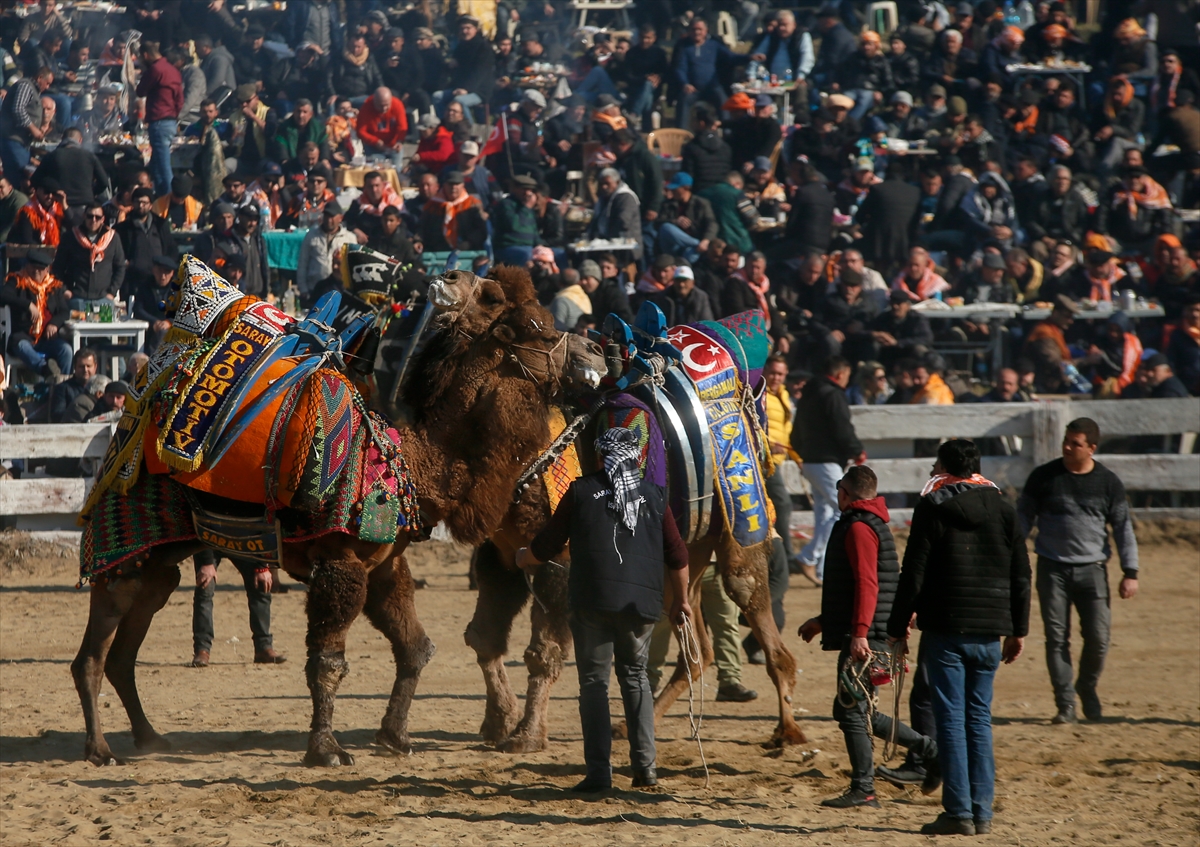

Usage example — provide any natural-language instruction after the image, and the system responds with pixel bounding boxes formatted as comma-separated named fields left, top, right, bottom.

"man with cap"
left=648, top=263, right=714, bottom=326
left=657, top=172, right=718, bottom=265
left=1022, top=294, right=1080, bottom=393
left=0, top=247, right=71, bottom=378
left=681, top=107, right=733, bottom=192
left=232, top=206, right=269, bottom=298
left=409, top=113, right=457, bottom=175
left=436, top=14, right=494, bottom=127
left=152, top=174, right=204, bottom=231
left=195, top=34, right=236, bottom=97
left=811, top=4, right=857, bottom=88
left=87, top=378, right=129, bottom=423
left=578, top=257, right=633, bottom=324
left=728, top=94, right=783, bottom=174
left=116, top=187, right=176, bottom=301
left=232, top=83, right=277, bottom=175
left=247, top=161, right=284, bottom=228
left=1138, top=353, right=1190, bottom=399
left=917, top=83, right=948, bottom=124
left=443, top=140, right=495, bottom=204
left=418, top=170, right=488, bottom=252
left=412, top=27, right=447, bottom=100
left=217, top=173, right=257, bottom=216
left=960, top=252, right=1016, bottom=305
left=492, top=174, right=543, bottom=266
left=133, top=254, right=179, bottom=354
left=489, top=89, right=548, bottom=181
left=869, top=288, right=936, bottom=368
left=517, top=426, right=692, bottom=792
left=194, top=201, right=242, bottom=273
left=884, top=91, right=926, bottom=140
left=543, top=95, right=587, bottom=178
left=77, top=81, right=126, bottom=139
left=297, top=201, right=353, bottom=299
left=835, top=31, right=895, bottom=122
left=357, top=87, right=408, bottom=160
left=234, top=24, right=274, bottom=87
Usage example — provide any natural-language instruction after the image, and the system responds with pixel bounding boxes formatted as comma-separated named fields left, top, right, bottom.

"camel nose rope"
left=676, top=614, right=711, bottom=789
left=507, top=332, right=569, bottom=386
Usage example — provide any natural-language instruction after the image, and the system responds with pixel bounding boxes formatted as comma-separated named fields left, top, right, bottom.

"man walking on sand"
left=1017, top=417, right=1138, bottom=724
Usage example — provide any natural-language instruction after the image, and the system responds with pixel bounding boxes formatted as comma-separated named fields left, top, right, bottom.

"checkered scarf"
left=595, top=427, right=642, bottom=533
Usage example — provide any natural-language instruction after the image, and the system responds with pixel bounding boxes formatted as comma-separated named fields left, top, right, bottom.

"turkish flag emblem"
left=668, top=325, right=735, bottom=385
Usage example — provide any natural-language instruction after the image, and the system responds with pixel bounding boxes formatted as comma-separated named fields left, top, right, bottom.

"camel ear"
left=492, top=324, right=516, bottom=343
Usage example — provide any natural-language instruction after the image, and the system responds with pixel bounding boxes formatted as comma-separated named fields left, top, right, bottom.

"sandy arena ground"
left=1, top=523, right=1197, bottom=846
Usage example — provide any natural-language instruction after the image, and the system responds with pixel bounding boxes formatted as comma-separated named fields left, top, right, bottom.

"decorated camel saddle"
left=79, top=256, right=420, bottom=582
left=529, top=303, right=774, bottom=549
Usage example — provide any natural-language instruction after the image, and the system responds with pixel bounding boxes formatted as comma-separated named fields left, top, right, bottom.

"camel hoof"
left=479, top=713, right=520, bottom=744
left=768, top=722, right=808, bottom=748
left=496, top=733, right=548, bottom=754
left=610, top=721, right=628, bottom=740
left=134, top=733, right=172, bottom=753
left=304, top=748, right=355, bottom=767
left=375, top=729, right=413, bottom=756
left=85, top=748, right=122, bottom=767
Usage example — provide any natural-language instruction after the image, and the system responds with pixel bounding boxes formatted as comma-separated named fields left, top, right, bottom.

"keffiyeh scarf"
left=595, top=427, right=642, bottom=533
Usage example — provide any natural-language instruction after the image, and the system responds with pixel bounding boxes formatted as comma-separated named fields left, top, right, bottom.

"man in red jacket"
left=356, top=87, right=409, bottom=163
left=799, top=465, right=940, bottom=809
left=409, top=113, right=456, bottom=175
left=135, top=40, right=183, bottom=198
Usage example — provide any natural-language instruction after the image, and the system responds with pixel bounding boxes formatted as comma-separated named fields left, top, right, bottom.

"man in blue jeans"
left=888, top=439, right=1031, bottom=836
left=135, top=40, right=182, bottom=198
left=672, top=18, right=751, bottom=128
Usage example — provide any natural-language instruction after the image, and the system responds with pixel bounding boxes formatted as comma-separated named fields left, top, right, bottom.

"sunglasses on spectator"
left=85, top=213, right=105, bottom=220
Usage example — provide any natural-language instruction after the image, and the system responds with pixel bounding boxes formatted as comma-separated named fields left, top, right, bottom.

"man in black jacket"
left=379, top=28, right=427, bottom=113
left=438, top=15, right=493, bottom=127
left=680, top=107, right=732, bottom=192
left=857, top=167, right=920, bottom=274
left=656, top=172, right=718, bottom=264
left=53, top=202, right=126, bottom=308
left=622, top=25, right=671, bottom=129
left=783, top=161, right=834, bottom=256
left=31, top=128, right=110, bottom=214
left=517, top=427, right=691, bottom=792
left=790, top=356, right=865, bottom=585
left=116, top=187, right=176, bottom=302
left=888, top=439, right=1031, bottom=837
left=868, top=289, right=934, bottom=368
left=799, top=465, right=940, bottom=808
left=1, top=248, right=72, bottom=379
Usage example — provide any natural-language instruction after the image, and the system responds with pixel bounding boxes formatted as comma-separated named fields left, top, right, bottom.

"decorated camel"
left=463, top=304, right=808, bottom=753
left=71, top=259, right=605, bottom=767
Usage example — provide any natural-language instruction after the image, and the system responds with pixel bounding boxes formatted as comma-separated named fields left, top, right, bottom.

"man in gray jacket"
left=1017, top=417, right=1139, bottom=725
left=586, top=168, right=643, bottom=262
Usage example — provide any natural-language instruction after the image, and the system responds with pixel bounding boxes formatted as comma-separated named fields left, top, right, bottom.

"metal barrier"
left=0, top=399, right=1196, bottom=530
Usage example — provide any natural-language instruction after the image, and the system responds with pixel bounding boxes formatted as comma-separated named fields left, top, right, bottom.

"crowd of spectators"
left=0, top=0, right=1196, bottom=431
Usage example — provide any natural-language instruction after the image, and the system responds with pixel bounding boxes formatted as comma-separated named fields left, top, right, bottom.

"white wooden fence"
left=0, top=399, right=1196, bottom=529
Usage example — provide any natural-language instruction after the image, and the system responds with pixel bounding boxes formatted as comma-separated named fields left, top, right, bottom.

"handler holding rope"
left=517, top=427, right=691, bottom=793
left=799, top=465, right=940, bottom=809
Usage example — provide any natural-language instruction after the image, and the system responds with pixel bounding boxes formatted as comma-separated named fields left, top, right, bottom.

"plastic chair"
left=716, top=11, right=738, bottom=48
left=646, top=128, right=693, bottom=158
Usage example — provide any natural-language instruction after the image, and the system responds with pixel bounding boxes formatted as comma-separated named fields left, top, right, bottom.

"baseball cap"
left=418, top=113, right=440, bottom=129
left=854, top=156, right=875, bottom=172
left=522, top=89, right=547, bottom=108
left=1144, top=352, right=1169, bottom=369
left=152, top=254, right=177, bottom=270
left=674, top=265, right=695, bottom=281
left=982, top=253, right=1006, bottom=269
left=235, top=82, right=257, bottom=103
left=891, top=90, right=914, bottom=106
left=260, top=160, right=283, bottom=177
left=754, top=94, right=773, bottom=108
left=889, top=288, right=912, bottom=304
left=666, top=172, right=694, bottom=190
left=443, top=170, right=466, bottom=185
left=26, top=248, right=53, bottom=267
left=460, top=140, right=480, bottom=156
left=752, top=156, right=773, bottom=172
left=211, top=201, right=235, bottom=217
left=948, top=96, right=968, bottom=116
left=929, top=83, right=947, bottom=98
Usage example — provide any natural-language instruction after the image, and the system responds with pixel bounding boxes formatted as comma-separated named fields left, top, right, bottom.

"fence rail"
left=0, top=399, right=1196, bottom=529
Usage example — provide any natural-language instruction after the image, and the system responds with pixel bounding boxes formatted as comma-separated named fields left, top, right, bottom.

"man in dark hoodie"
left=800, top=465, right=940, bottom=809
left=888, top=439, right=1031, bottom=837
left=680, top=107, right=732, bottom=192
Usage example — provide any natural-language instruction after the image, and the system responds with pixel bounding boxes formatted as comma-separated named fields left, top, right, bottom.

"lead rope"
left=883, top=642, right=909, bottom=763
left=675, top=614, right=710, bottom=789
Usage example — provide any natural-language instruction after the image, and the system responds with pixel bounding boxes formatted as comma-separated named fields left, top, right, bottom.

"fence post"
left=1031, top=401, right=1070, bottom=467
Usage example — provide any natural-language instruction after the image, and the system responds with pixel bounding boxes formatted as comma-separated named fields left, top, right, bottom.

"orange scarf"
left=1012, top=105, right=1038, bottom=135
left=1112, top=176, right=1172, bottom=219
left=18, top=196, right=62, bottom=245
left=732, top=268, right=771, bottom=326
left=1183, top=322, right=1200, bottom=344
left=920, top=472, right=998, bottom=497
left=353, top=182, right=402, bottom=217
left=9, top=270, right=64, bottom=342
left=1086, top=263, right=1126, bottom=302
left=73, top=226, right=116, bottom=270
left=425, top=191, right=483, bottom=247
left=1104, top=76, right=1133, bottom=120
left=892, top=265, right=949, bottom=301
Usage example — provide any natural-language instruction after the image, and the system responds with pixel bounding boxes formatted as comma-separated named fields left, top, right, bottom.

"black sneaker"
left=716, top=682, right=759, bottom=702
left=1051, top=705, right=1077, bottom=724
left=631, top=767, right=657, bottom=788
left=920, top=813, right=975, bottom=835
left=572, top=776, right=611, bottom=792
left=876, top=763, right=926, bottom=787
left=1079, top=690, right=1102, bottom=721
left=820, top=789, right=880, bottom=808
left=974, top=818, right=993, bottom=835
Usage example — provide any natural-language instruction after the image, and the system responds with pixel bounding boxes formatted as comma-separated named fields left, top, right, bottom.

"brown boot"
left=254, top=648, right=287, bottom=664
left=189, top=650, right=210, bottom=668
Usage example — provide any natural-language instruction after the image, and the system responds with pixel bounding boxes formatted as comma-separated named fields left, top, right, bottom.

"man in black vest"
left=799, top=465, right=940, bottom=809
left=518, top=427, right=691, bottom=793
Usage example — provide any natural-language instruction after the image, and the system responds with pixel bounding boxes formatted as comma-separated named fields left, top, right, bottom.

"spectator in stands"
left=0, top=67, right=54, bottom=187
left=153, top=175, right=204, bottom=232
left=492, top=174, right=543, bottom=267
left=846, top=360, right=893, bottom=405
left=610, top=128, right=664, bottom=246
left=980, top=367, right=1029, bottom=403
left=869, top=289, right=935, bottom=368
left=1085, top=312, right=1142, bottom=398
left=54, top=202, right=126, bottom=309
left=437, top=15, right=493, bottom=126
left=884, top=91, right=927, bottom=141
left=136, top=40, right=183, bottom=199
left=888, top=35, right=920, bottom=95
left=646, top=264, right=713, bottom=327
left=910, top=355, right=956, bottom=405
left=548, top=266, right=590, bottom=333
left=418, top=171, right=487, bottom=253
left=0, top=176, right=27, bottom=244
left=657, top=172, right=718, bottom=265
left=838, top=249, right=889, bottom=307
left=836, top=32, right=894, bottom=122
left=31, top=128, right=110, bottom=213
left=701, top=171, right=756, bottom=257
left=1, top=248, right=71, bottom=380
left=343, top=170, right=402, bottom=245
left=8, top=179, right=63, bottom=246
left=60, top=373, right=110, bottom=423
left=87, top=379, right=128, bottom=423
left=681, top=107, right=732, bottom=192
left=296, top=204, right=354, bottom=299
left=586, top=168, right=642, bottom=263
left=577, top=259, right=631, bottom=325
left=790, top=355, right=864, bottom=585
left=1096, top=166, right=1174, bottom=253
left=1166, top=296, right=1200, bottom=395
left=858, top=166, right=921, bottom=273
left=116, top=187, right=176, bottom=301
left=410, top=113, right=457, bottom=176
left=273, top=99, right=329, bottom=164
left=1004, top=247, right=1044, bottom=303
left=728, top=96, right=783, bottom=174
left=133, top=255, right=178, bottom=354
left=366, top=206, right=419, bottom=268
left=333, top=31, right=382, bottom=103
left=672, top=17, right=751, bottom=127
left=784, top=161, right=834, bottom=257
left=356, top=87, right=408, bottom=159
left=892, top=247, right=950, bottom=302
left=811, top=3, right=856, bottom=88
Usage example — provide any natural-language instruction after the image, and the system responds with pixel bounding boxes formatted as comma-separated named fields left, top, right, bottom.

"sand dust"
left=1, top=528, right=1197, bottom=846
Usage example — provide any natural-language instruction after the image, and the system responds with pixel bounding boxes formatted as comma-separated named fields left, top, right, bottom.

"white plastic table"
left=66, top=319, right=149, bottom=378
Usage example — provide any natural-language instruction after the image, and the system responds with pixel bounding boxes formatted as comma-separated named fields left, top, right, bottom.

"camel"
left=463, top=324, right=807, bottom=754
left=71, top=266, right=606, bottom=768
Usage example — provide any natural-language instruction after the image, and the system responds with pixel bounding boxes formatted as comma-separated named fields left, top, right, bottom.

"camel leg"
left=463, top=541, right=528, bottom=744
left=497, top=560, right=571, bottom=753
left=104, top=562, right=181, bottom=753
left=303, top=558, right=368, bottom=767
left=363, top=554, right=436, bottom=756
left=715, top=534, right=806, bottom=747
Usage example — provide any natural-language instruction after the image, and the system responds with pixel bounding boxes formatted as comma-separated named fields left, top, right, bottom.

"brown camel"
left=71, top=267, right=606, bottom=768
left=465, top=388, right=806, bottom=751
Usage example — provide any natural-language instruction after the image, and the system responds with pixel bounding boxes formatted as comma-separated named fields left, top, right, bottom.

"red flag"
left=480, top=112, right=509, bottom=158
